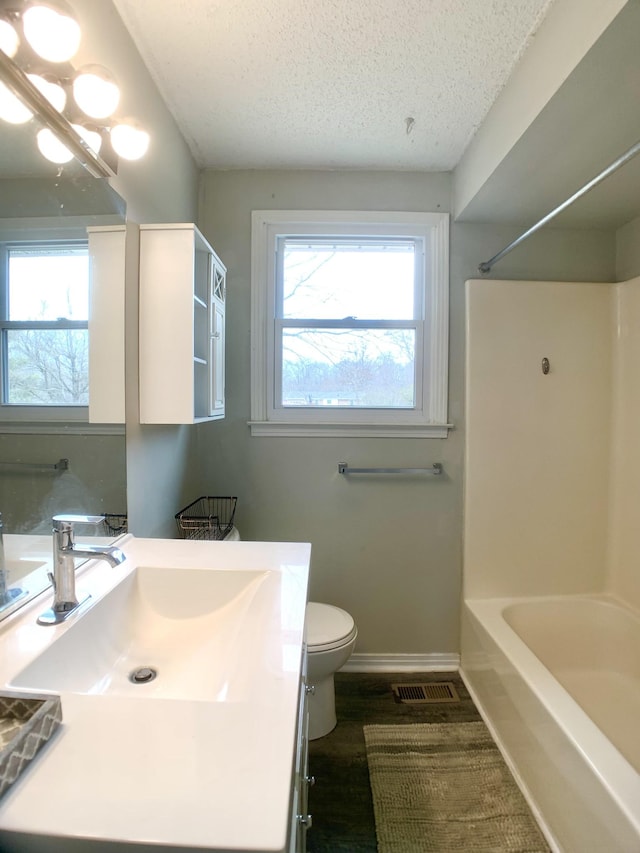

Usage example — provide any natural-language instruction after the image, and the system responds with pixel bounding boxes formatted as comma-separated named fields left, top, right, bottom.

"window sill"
left=0, top=422, right=125, bottom=436
left=248, top=421, right=453, bottom=438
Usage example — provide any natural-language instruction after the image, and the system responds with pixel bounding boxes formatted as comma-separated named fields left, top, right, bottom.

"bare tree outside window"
left=279, top=239, right=417, bottom=408
left=7, top=328, right=88, bottom=404
left=2, top=246, right=89, bottom=406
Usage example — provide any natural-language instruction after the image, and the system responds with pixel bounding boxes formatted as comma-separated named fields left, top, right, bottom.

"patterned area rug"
left=364, top=721, right=549, bottom=853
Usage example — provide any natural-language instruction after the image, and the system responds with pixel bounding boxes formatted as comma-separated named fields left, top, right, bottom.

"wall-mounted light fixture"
left=0, top=0, right=150, bottom=178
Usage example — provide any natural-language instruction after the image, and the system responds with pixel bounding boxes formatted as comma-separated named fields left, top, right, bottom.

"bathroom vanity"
left=0, top=536, right=311, bottom=853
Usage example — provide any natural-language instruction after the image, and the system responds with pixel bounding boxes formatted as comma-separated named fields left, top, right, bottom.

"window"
left=0, top=241, right=89, bottom=421
left=250, top=211, right=450, bottom=437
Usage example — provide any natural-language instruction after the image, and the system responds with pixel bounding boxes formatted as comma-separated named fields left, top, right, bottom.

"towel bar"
left=338, top=462, right=442, bottom=476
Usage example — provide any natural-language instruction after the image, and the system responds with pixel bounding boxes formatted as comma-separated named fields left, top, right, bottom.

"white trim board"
left=340, top=652, right=460, bottom=673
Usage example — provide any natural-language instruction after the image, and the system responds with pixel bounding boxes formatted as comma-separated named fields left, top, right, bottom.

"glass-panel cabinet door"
left=210, top=296, right=225, bottom=419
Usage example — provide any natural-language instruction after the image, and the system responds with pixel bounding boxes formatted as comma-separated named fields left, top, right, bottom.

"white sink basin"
left=11, top=564, right=275, bottom=701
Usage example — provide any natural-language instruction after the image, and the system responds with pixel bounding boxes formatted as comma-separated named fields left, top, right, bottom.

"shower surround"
left=461, top=277, right=640, bottom=853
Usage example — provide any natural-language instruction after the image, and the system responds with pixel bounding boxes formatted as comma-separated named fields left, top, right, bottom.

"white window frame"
left=250, top=210, right=450, bottom=438
left=0, top=239, right=89, bottom=425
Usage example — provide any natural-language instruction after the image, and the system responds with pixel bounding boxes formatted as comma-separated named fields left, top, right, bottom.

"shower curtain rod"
left=477, top=137, right=640, bottom=274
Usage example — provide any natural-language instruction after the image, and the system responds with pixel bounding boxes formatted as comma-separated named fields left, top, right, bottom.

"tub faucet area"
left=37, top=515, right=125, bottom=626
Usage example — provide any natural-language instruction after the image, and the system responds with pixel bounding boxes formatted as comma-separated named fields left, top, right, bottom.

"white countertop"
left=0, top=536, right=311, bottom=852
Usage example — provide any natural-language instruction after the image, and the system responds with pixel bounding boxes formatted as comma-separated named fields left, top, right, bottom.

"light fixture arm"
left=0, top=48, right=114, bottom=179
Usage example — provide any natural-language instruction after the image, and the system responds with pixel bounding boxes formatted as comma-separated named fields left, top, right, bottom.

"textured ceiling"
left=113, top=0, right=555, bottom=171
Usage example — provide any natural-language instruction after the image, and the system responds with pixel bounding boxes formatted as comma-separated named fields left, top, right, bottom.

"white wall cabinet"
left=139, top=223, right=226, bottom=424
left=88, top=224, right=127, bottom=424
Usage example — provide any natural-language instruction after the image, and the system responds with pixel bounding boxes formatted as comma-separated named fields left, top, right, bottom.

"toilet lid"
left=306, top=602, right=356, bottom=650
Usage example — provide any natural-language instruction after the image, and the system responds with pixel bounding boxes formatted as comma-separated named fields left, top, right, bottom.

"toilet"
left=223, top=526, right=240, bottom=541
left=305, top=601, right=358, bottom=740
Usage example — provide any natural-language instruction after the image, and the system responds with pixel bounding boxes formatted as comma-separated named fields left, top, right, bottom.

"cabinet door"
left=87, top=224, right=127, bottom=423
left=139, top=224, right=226, bottom=424
left=210, top=296, right=225, bottom=418
left=139, top=226, right=195, bottom=423
left=290, top=652, right=311, bottom=853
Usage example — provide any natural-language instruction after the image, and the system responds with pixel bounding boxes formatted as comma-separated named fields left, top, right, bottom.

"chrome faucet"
left=37, top=514, right=125, bottom=626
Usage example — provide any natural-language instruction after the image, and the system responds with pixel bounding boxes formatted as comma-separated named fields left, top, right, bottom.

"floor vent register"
left=391, top=682, right=460, bottom=704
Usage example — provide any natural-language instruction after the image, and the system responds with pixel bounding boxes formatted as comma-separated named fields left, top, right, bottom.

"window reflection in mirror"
left=0, top=120, right=127, bottom=621
left=2, top=241, right=89, bottom=408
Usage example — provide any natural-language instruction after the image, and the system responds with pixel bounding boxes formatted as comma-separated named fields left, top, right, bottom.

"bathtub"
left=461, top=594, right=640, bottom=853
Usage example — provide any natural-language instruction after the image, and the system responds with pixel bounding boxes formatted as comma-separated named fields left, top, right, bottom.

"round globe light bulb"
left=0, top=18, right=19, bottom=57
left=110, top=120, right=150, bottom=160
left=72, top=123, right=102, bottom=155
left=0, top=81, right=33, bottom=123
left=36, top=127, right=74, bottom=163
left=22, top=3, right=80, bottom=63
left=27, top=73, right=66, bottom=112
left=73, top=65, right=120, bottom=119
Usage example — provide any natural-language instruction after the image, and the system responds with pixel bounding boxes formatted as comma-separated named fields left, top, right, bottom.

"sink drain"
left=129, top=666, right=157, bottom=684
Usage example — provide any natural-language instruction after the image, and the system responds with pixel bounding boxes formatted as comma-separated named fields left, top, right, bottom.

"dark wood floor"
left=306, top=671, right=483, bottom=853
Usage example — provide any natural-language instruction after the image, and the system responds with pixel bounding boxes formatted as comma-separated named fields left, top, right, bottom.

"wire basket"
left=102, top=513, right=128, bottom=537
left=175, top=496, right=237, bottom=541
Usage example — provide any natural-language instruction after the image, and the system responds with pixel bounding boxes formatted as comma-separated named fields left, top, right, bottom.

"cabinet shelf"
left=139, top=223, right=226, bottom=424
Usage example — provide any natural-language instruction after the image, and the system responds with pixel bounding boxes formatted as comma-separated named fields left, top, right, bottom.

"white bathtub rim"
left=465, top=594, right=640, bottom=837
left=502, top=590, right=640, bottom=629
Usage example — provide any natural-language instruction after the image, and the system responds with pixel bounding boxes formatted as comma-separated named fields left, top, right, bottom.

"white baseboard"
left=340, top=652, right=460, bottom=673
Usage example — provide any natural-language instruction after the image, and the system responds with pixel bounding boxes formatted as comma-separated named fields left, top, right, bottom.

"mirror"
left=0, top=117, right=127, bottom=618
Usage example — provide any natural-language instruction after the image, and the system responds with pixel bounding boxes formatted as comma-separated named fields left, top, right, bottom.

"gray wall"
left=195, top=169, right=614, bottom=656
left=616, top=215, right=640, bottom=281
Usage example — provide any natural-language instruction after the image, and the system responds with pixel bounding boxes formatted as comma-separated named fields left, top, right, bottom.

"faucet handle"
left=53, top=514, right=105, bottom=530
